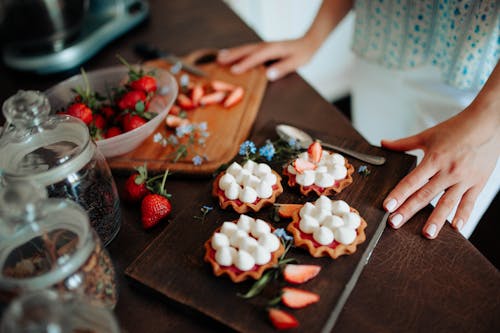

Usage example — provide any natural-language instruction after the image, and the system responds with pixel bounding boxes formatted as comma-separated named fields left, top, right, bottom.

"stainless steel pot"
left=0, top=0, right=89, bottom=51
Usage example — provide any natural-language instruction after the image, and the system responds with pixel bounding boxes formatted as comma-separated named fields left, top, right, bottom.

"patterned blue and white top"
left=352, top=0, right=499, bottom=90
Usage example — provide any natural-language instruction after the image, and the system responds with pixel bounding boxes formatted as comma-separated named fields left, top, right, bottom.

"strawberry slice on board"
left=165, top=115, right=189, bottom=128
left=190, top=83, right=204, bottom=107
left=281, top=287, right=320, bottom=309
left=223, top=86, right=244, bottom=108
left=200, top=91, right=226, bottom=106
left=268, top=308, right=299, bottom=330
left=292, top=159, right=317, bottom=174
left=176, top=93, right=196, bottom=110
left=307, top=141, right=323, bottom=163
left=211, top=79, right=236, bottom=92
left=283, top=264, right=321, bottom=284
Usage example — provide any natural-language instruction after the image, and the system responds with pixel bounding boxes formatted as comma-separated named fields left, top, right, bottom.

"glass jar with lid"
left=0, top=180, right=117, bottom=308
left=0, top=290, right=120, bottom=333
left=0, top=90, right=121, bottom=246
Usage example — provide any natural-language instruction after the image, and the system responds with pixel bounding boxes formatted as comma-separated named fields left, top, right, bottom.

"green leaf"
left=237, top=269, right=274, bottom=299
left=135, top=100, right=145, bottom=113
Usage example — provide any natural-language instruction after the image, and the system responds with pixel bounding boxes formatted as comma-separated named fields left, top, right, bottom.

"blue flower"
left=176, top=124, right=194, bottom=137
left=239, top=140, right=256, bottom=156
left=258, top=141, right=276, bottom=161
left=192, top=155, right=203, bottom=166
left=274, top=228, right=293, bottom=241
left=358, top=165, right=371, bottom=176
left=167, top=135, right=179, bottom=145
left=197, top=122, right=208, bottom=131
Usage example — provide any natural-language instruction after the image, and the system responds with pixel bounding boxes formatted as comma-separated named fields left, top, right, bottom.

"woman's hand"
left=217, top=38, right=318, bottom=81
left=381, top=107, right=500, bottom=239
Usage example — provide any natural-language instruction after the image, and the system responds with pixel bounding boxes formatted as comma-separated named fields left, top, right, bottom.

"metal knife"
left=321, top=211, right=390, bottom=333
left=134, top=43, right=207, bottom=77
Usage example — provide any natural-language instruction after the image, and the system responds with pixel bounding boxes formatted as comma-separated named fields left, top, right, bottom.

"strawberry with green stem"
left=140, top=169, right=172, bottom=229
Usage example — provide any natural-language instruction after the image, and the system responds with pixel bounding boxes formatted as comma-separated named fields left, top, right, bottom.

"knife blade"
left=134, top=43, right=207, bottom=77
left=320, top=211, right=389, bottom=333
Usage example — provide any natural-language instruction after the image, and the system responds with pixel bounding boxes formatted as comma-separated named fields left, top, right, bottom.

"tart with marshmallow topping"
left=204, top=214, right=285, bottom=282
left=283, top=141, right=354, bottom=196
left=212, top=160, right=283, bottom=213
left=279, top=196, right=367, bottom=259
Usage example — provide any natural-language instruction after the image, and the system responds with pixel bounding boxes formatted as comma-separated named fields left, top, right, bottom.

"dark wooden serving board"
left=125, top=144, right=416, bottom=332
left=107, top=50, right=267, bottom=176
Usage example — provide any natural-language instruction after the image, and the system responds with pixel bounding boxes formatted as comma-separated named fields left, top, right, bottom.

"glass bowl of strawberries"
left=46, top=64, right=178, bottom=157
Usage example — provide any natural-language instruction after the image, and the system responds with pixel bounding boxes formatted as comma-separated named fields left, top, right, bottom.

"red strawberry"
left=292, top=159, right=317, bottom=174
left=141, top=193, right=172, bottom=229
left=124, top=172, right=150, bottom=202
left=223, top=86, right=244, bottom=108
left=92, top=113, right=107, bottom=130
left=200, top=91, right=226, bottom=106
left=169, top=104, right=182, bottom=116
left=176, top=93, right=195, bottom=110
left=66, top=103, right=93, bottom=125
left=123, top=114, right=147, bottom=132
left=211, top=79, right=235, bottom=92
left=283, top=264, right=321, bottom=284
left=101, top=106, right=116, bottom=120
left=281, top=287, right=320, bottom=309
left=190, top=84, right=204, bottom=107
left=307, top=141, right=322, bottom=163
left=268, top=308, right=299, bottom=330
left=118, top=90, right=147, bottom=111
left=130, top=75, right=157, bottom=93
left=105, top=126, right=122, bottom=138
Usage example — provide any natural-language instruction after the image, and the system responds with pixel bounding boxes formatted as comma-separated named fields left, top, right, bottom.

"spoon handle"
left=321, top=142, right=386, bottom=165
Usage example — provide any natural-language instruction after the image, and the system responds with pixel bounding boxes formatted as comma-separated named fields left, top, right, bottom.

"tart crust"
left=212, top=170, right=283, bottom=213
left=204, top=221, right=285, bottom=283
left=282, top=157, right=354, bottom=196
left=284, top=205, right=367, bottom=259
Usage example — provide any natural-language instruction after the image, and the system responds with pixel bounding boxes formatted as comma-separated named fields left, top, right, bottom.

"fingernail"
left=384, top=198, right=397, bottom=212
left=266, top=68, right=279, bottom=81
left=231, top=64, right=242, bottom=74
left=425, top=224, right=437, bottom=238
left=455, top=218, right=464, bottom=231
left=389, top=213, right=403, bottom=228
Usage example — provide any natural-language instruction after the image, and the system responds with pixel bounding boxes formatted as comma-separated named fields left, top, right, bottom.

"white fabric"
left=351, top=56, right=500, bottom=238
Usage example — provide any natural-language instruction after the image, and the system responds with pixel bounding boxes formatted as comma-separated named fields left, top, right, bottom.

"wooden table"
left=0, top=1, right=498, bottom=332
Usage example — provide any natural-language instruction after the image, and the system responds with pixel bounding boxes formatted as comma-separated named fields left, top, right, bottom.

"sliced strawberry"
left=165, top=115, right=189, bottom=128
left=307, top=141, right=322, bottom=163
left=281, top=287, right=320, bottom=309
left=223, top=86, right=244, bottom=108
left=283, top=264, right=321, bottom=284
left=211, top=79, right=235, bottom=92
left=200, top=91, right=226, bottom=106
left=190, top=84, right=204, bottom=107
left=168, top=104, right=182, bottom=116
left=292, top=159, right=317, bottom=174
left=268, top=308, right=299, bottom=330
left=176, top=93, right=195, bottom=110
left=105, top=126, right=122, bottom=139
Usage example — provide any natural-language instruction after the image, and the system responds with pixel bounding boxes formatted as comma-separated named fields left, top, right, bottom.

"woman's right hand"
left=216, top=38, right=317, bottom=81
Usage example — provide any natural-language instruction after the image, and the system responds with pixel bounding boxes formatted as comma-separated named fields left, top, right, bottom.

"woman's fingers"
left=381, top=133, right=424, bottom=152
left=217, top=44, right=261, bottom=65
left=451, top=185, right=482, bottom=231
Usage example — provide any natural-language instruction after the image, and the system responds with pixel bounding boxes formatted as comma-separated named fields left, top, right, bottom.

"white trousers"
left=350, top=57, right=500, bottom=238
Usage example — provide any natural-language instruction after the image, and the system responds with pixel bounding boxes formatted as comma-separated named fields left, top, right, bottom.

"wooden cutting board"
left=125, top=147, right=416, bottom=332
left=107, top=50, right=267, bottom=175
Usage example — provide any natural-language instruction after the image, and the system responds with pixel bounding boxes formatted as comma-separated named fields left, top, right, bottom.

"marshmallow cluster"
left=288, top=151, right=347, bottom=187
left=218, top=161, right=278, bottom=204
left=297, top=196, right=361, bottom=246
left=211, top=215, right=280, bottom=271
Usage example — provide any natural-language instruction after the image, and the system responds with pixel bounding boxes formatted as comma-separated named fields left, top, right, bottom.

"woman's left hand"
left=381, top=107, right=500, bottom=239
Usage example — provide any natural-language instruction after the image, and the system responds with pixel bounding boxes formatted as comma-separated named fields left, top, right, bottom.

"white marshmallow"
left=313, top=226, right=334, bottom=246
left=296, top=170, right=315, bottom=186
left=298, top=152, right=309, bottom=160
left=243, top=159, right=258, bottom=173
left=239, top=186, right=258, bottom=204
left=224, top=182, right=240, bottom=200
left=237, top=214, right=254, bottom=232
left=226, top=162, right=243, bottom=176
left=211, top=232, right=230, bottom=250
left=235, top=250, right=255, bottom=271
left=215, top=246, right=233, bottom=266
left=229, top=229, right=248, bottom=248
left=343, top=212, right=361, bottom=229
left=220, top=221, right=238, bottom=238
left=299, top=202, right=315, bottom=218
left=315, top=172, right=335, bottom=188
left=315, top=196, right=332, bottom=211
left=322, top=215, right=344, bottom=230
left=329, top=153, right=345, bottom=165
left=239, top=236, right=259, bottom=253
left=262, top=172, right=277, bottom=185
left=330, top=164, right=348, bottom=180
left=250, top=245, right=272, bottom=265
left=219, top=173, right=236, bottom=191
left=299, top=215, right=320, bottom=234
left=255, top=163, right=272, bottom=177
left=334, top=227, right=357, bottom=245
left=315, top=165, right=328, bottom=173
left=243, top=175, right=261, bottom=189
left=258, top=233, right=280, bottom=252
left=287, top=164, right=297, bottom=175
left=250, top=219, right=271, bottom=238
left=256, top=181, right=273, bottom=199
left=234, top=169, right=252, bottom=185
left=331, top=200, right=350, bottom=215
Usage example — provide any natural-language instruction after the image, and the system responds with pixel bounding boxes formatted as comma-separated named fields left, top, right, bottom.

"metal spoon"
left=276, top=124, right=386, bottom=165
